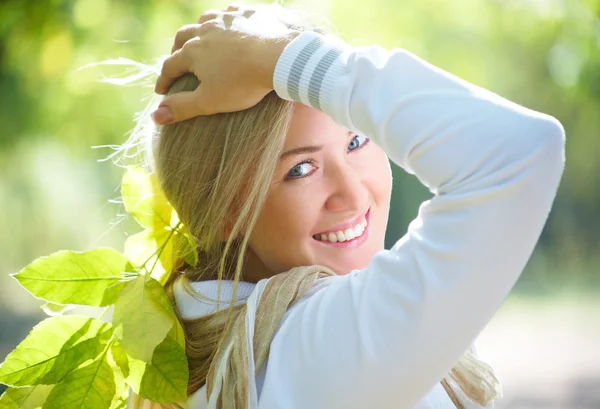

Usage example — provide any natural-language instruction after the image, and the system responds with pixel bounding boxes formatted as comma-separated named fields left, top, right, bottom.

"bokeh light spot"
left=40, top=31, right=73, bottom=78
left=73, top=0, right=110, bottom=29
left=548, top=42, right=582, bottom=88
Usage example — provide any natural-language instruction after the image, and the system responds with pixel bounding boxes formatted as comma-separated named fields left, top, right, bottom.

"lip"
left=313, top=208, right=371, bottom=249
left=314, top=207, right=370, bottom=236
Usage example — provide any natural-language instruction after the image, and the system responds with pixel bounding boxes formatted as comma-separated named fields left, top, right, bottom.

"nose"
left=324, top=160, right=369, bottom=214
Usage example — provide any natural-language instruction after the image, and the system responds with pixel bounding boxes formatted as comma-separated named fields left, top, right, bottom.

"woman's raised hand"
left=152, top=3, right=300, bottom=124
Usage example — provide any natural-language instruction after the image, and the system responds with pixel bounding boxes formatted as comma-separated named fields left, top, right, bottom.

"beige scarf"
left=204, top=265, right=501, bottom=409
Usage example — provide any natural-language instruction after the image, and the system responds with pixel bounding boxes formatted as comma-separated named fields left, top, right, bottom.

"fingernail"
left=152, top=107, right=174, bottom=124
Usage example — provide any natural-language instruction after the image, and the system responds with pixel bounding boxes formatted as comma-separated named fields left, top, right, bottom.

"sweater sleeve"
left=259, top=31, right=565, bottom=409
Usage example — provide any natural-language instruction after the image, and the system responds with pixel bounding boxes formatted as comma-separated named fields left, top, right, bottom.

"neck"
left=241, top=248, right=276, bottom=283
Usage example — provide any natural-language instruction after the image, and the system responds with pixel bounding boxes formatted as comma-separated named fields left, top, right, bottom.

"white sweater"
left=176, top=31, right=566, bottom=409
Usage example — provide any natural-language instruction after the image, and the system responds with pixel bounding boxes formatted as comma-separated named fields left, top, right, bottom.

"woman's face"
left=247, top=103, right=392, bottom=279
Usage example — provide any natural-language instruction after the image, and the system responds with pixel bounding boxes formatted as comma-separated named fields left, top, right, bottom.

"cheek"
left=365, top=147, right=392, bottom=202
left=264, top=187, right=319, bottom=235
left=249, top=186, right=320, bottom=270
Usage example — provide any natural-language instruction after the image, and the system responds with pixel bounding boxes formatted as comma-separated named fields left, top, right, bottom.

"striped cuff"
left=273, top=31, right=348, bottom=112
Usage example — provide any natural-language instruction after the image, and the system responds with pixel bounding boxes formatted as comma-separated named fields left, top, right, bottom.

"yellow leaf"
left=122, top=167, right=172, bottom=230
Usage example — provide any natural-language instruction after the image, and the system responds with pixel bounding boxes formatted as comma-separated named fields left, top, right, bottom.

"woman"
left=138, top=3, right=565, bottom=408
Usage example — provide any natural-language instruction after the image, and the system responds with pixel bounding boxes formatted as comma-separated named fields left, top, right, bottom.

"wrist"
left=259, top=30, right=301, bottom=90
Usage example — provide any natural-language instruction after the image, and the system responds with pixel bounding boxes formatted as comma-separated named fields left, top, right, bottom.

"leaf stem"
left=141, top=221, right=181, bottom=282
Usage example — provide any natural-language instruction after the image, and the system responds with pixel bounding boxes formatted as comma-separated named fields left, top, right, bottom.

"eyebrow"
left=279, top=131, right=355, bottom=160
left=279, top=145, right=323, bottom=160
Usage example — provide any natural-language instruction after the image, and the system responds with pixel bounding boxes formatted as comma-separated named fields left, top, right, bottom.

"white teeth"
left=354, top=223, right=363, bottom=236
left=315, top=217, right=368, bottom=243
left=344, top=228, right=356, bottom=240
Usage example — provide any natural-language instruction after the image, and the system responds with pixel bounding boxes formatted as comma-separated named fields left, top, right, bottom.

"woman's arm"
left=257, top=31, right=565, bottom=409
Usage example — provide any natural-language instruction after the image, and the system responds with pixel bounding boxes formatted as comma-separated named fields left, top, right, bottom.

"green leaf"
left=0, top=316, right=112, bottom=387
left=168, top=213, right=198, bottom=268
left=112, top=276, right=176, bottom=362
left=101, top=279, right=130, bottom=306
left=124, top=230, right=157, bottom=268
left=180, top=231, right=198, bottom=267
left=171, top=226, right=198, bottom=269
left=108, top=342, right=129, bottom=379
left=0, top=385, right=53, bottom=409
left=127, top=335, right=188, bottom=403
left=43, top=356, right=115, bottom=409
left=123, top=229, right=168, bottom=280
left=13, top=248, right=129, bottom=307
left=40, top=302, right=71, bottom=316
left=124, top=226, right=196, bottom=286
left=156, top=232, right=176, bottom=280
left=107, top=344, right=129, bottom=409
left=108, top=385, right=129, bottom=409
left=121, top=167, right=197, bottom=285
left=168, top=319, right=186, bottom=350
left=121, top=167, right=172, bottom=230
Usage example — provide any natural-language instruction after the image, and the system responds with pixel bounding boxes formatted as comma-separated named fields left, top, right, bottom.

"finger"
left=224, top=3, right=243, bottom=11
left=155, top=47, right=193, bottom=95
left=225, top=3, right=257, bottom=14
left=171, top=24, right=202, bottom=53
left=242, top=9, right=256, bottom=18
left=227, top=5, right=257, bottom=19
left=197, top=9, right=223, bottom=24
left=222, top=13, right=235, bottom=30
left=152, top=88, right=213, bottom=124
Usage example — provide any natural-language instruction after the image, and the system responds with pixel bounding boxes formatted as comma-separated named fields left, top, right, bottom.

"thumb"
left=152, top=88, right=212, bottom=124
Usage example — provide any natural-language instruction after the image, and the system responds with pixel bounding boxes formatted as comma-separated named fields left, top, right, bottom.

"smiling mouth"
left=312, top=209, right=370, bottom=244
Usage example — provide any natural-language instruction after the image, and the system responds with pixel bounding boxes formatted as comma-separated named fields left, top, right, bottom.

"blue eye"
left=348, top=134, right=369, bottom=151
left=284, top=136, right=369, bottom=181
left=286, top=160, right=316, bottom=180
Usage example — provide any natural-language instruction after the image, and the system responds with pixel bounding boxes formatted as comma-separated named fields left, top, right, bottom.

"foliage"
left=0, top=168, right=197, bottom=408
left=0, top=385, right=53, bottom=409
left=14, top=249, right=130, bottom=307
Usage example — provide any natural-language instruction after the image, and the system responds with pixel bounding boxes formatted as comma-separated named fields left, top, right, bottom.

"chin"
left=329, top=259, right=368, bottom=276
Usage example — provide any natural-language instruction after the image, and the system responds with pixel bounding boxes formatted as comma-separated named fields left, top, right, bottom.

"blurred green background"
left=1, top=0, right=598, bottom=407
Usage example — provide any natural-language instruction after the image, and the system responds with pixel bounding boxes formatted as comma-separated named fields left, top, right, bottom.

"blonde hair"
left=126, top=5, right=336, bottom=408
left=123, top=4, right=500, bottom=408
